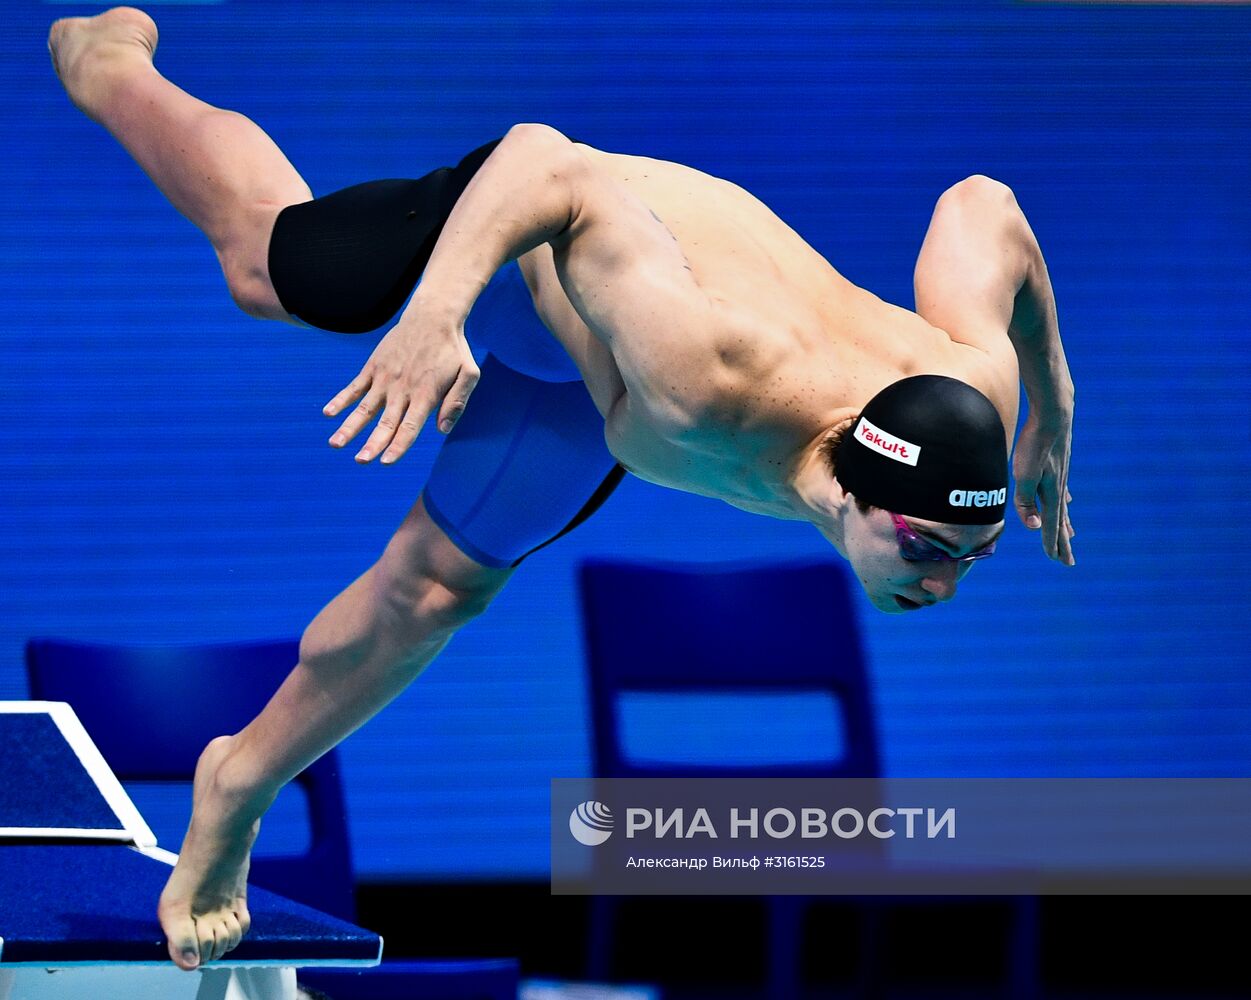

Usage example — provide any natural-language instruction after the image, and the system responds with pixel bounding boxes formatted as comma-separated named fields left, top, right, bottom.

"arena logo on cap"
left=948, top=488, right=1007, bottom=509
left=853, top=417, right=920, bottom=467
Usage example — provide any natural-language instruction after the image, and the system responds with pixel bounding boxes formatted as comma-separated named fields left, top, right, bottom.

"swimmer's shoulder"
left=921, top=333, right=1021, bottom=449
left=572, top=141, right=740, bottom=194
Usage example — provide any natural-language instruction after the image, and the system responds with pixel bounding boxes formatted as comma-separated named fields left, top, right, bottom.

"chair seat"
left=298, top=957, right=520, bottom=1000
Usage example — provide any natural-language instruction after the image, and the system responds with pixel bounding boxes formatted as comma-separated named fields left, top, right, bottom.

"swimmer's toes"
left=159, top=902, right=201, bottom=970
left=209, top=919, right=226, bottom=963
left=225, top=910, right=244, bottom=953
left=196, top=920, right=216, bottom=968
left=202, top=909, right=241, bottom=963
left=48, top=8, right=159, bottom=112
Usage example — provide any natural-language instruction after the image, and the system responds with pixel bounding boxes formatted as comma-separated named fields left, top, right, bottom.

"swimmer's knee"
left=360, top=495, right=510, bottom=645
left=376, top=511, right=513, bottom=639
left=227, top=276, right=274, bottom=320
left=375, top=561, right=505, bottom=645
left=219, top=200, right=305, bottom=322
left=221, top=251, right=280, bottom=320
left=406, top=569, right=502, bottom=636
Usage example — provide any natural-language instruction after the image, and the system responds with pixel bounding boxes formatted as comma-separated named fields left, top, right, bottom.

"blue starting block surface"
left=0, top=702, right=154, bottom=844
left=0, top=702, right=382, bottom=970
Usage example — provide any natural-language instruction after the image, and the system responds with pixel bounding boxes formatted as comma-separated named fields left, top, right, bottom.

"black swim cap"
left=834, top=375, right=1008, bottom=525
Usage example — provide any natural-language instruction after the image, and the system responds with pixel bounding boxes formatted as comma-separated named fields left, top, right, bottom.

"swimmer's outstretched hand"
left=322, top=296, right=480, bottom=464
left=1012, top=403, right=1076, bottom=566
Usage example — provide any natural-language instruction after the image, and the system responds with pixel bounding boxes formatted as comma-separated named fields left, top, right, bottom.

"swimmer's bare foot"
left=158, top=734, right=263, bottom=970
left=48, top=7, right=158, bottom=121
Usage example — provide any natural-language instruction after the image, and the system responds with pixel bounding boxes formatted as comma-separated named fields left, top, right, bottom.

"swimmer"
left=48, top=6, right=1074, bottom=971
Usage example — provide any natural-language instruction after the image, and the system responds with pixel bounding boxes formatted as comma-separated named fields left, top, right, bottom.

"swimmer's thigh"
left=422, top=354, right=625, bottom=570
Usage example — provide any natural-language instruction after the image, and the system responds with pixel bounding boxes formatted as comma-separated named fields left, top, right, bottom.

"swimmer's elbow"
left=943, top=174, right=1018, bottom=211
left=501, top=122, right=581, bottom=174
left=500, top=123, right=588, bottom=246
left=504, top=122, right=571, bottom=145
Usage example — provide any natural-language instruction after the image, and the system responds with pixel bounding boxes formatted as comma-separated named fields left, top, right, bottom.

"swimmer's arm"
left=420, top=121, right=719, bottom=419
left=412, top=123, right=587, bottom=324
left=914, top=175, right=1075, bottom=565
left=322, top=123, right=600, bottom=462
left=324, top=122, right=714, bottom=463
left=914, top=175, right=1073, bottom=411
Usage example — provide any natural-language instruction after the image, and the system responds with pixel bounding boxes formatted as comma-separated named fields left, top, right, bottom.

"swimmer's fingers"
left=378, top=356, right=480, bottom=464
left=1019, top=446, right=1067, bottom=564
left=1063, top=490, right=1076, bottom=564
left=1037, top=478, right=1060, bottom=561
left=357, top=389, right=411, bottom=464
left=1012, top=409, right=1075, bottom=565
left=1055, top=453, right=1075, bottom=567
left=1059, top=513, right=1075, bottom=566
left=1040, top=474, right=1076, bottom=567
left=381, top=398, right=427, bottom=465
left=436, top=359, right=481, bottom=436
left=326, top=311, right=478, bottom=464
left=324, top=370, right=373, bottom=422
left=328, top=381, right=386, bottom=453
left=1014, top=471, right=1043, bottom=531
left=1013, top=415, right=1045, bottom=530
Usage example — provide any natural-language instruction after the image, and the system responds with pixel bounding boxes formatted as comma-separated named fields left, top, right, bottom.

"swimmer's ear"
left=827, top=473, right=852, bottom=508
left=437, top=360, right=481, bottom=433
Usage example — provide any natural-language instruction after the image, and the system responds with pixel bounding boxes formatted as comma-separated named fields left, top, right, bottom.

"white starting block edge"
left=0, top=702, right=156, bottom=849
left=0, top=844, right=382, bottom=969
left=0, top=965, right=299, bottom=1000
left=0, top=841, right=381, bottom=970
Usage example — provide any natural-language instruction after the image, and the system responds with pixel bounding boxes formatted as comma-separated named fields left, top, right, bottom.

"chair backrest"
left=578, top=558, right=882, bottom=780
left=25, top=636, right=356, bottom=922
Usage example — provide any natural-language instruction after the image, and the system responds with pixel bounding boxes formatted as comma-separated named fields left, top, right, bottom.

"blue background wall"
left=2, top=0, right=1248, bottom=879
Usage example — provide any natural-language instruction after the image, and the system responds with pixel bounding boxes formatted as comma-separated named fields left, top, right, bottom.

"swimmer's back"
left=574, top=142, right=864, bottom=320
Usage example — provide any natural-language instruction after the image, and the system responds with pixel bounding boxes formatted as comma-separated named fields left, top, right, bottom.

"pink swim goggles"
left=890, top=512, right=997, bottom=563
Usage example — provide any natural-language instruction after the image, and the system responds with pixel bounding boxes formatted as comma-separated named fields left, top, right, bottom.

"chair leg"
left=853, top=903, right=885, bottom=1000
left=766, top=896, right=803, bottom=1000
left=1007, top=895, right=1041, bottom=1000
left=587, top=894, right=618, bottom=980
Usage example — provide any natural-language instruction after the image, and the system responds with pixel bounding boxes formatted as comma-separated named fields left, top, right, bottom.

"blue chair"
left=25, top=636, right=520, bottom=1000
left=579, top=557, right=880, bottom=781
left=577, top=557, right=1039, bottom=1000
left=298, top=960, right=521, bottom=1000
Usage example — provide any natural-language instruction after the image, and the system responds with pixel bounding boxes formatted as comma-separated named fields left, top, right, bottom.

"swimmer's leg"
left=158, top=494, right=515, bottom=969
left=48, top=7, right=311, bottom=323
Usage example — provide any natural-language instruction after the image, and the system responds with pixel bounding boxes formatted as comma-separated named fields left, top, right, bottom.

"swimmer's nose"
left=920, top=566, right=959, bottom=603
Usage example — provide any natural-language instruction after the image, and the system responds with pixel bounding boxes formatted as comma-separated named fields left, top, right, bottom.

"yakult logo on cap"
left=853, top=417, right=920, bottom=467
